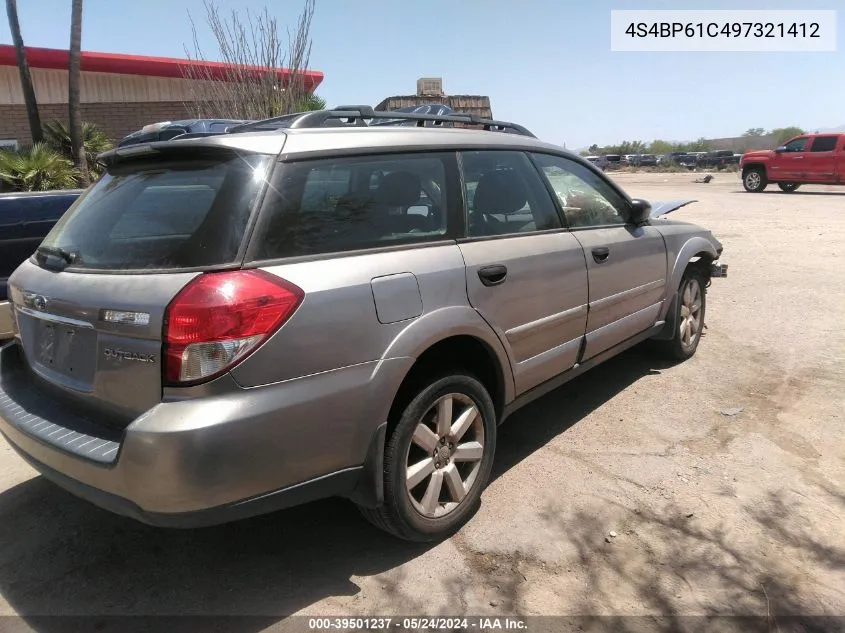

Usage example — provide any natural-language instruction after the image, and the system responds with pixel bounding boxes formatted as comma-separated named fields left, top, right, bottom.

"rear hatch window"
left=36, top=150, right=272, bottom=272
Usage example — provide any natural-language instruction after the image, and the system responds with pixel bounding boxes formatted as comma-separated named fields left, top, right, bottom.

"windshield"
left=38, top=152, right=271, bottom=272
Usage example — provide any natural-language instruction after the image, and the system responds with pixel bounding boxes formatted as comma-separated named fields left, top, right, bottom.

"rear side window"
left=39, top=152, right=271, bottom=271
left=251, top=153, right=456, bottom=259
left=810, top=136, right=839, bottom=152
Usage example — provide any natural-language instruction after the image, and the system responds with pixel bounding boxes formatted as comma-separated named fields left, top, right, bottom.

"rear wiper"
left=36, top=245, right=78, bottom=265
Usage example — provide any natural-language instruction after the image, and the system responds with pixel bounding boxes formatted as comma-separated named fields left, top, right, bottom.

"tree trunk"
left=5, top=0, right=42, bottom=144
left=69, top=0, right=89, bottom=185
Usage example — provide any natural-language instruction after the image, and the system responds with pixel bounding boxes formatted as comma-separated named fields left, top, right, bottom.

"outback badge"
left=103, top=348, right=156, bottom=363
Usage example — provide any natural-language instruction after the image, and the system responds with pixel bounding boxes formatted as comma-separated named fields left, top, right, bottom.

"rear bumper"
left=0, top=342, right=411, bottom=526
left=0, top=301, right=12, bottom=340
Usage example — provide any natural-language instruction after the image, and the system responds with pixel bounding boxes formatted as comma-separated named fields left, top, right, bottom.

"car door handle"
left=592, top=247, right=610, bottom=263
left=478, top=265, right=508, bottom=287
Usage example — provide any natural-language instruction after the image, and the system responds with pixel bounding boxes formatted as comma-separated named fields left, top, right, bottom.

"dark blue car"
left=0, top=190, right=82, bottom=338
left=117, top=119, right=251, bottom=147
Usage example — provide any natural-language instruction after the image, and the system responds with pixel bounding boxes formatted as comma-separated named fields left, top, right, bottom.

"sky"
left=2, top=0, right=844, bottom=148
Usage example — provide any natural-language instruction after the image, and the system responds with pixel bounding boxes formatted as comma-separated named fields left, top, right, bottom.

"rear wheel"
left=778, top=182, right=800, bottom=193
left=742, top=167, right=767, bottom=192
left=359, top=374, right=496, bottom=542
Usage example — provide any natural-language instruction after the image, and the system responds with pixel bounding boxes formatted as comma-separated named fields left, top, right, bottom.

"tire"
left=778, top=182, right=800, bottom=193
left=653, top=270, right=707, bottom=361
left=742, top=167, right=767, bottom=192
left=358, top=374, right=497, bottom=542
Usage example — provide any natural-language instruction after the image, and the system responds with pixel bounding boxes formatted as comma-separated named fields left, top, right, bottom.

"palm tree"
left=299, top=93, right=327, bottom=111
left=44, top=120, right=112, bottom=180
left=68, top=0, right=88, bottom=185
left=0, top=144, right=77, bottom=191
left=5, top=0, right=42, bottom=143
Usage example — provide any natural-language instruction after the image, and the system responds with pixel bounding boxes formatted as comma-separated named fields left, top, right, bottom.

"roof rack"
left=226, top=106, right=536, bottom=138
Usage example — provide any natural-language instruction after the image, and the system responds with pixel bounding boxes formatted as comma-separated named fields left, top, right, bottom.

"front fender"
left=651, top=235, right=720, bottom=341
left=667, top=236, right=719, bottom=299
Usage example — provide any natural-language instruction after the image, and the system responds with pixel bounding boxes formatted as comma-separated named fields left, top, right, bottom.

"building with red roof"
left=0, top=44, right=324, bottom=148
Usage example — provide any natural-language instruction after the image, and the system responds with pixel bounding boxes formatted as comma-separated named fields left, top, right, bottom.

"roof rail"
left=226, top=106, right=536, bottom=138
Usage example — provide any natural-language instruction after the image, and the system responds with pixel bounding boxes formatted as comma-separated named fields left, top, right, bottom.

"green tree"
left=687, top=137, right=710, bottom=152
left=588, top=144, right=599, bottom=154
left=743, top=127, right=766, bottom=137
left=296, top=93, right=326, bottom=111
left=769, top=126, right=805, bottom=146
left=649, top=139, right=673, bottom=154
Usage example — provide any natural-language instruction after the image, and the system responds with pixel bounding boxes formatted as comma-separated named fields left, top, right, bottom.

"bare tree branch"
left=181, top=0, right=317, bottom=121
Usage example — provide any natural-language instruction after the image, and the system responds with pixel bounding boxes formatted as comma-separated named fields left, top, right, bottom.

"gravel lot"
left=0, top=172, right=843, bottom=629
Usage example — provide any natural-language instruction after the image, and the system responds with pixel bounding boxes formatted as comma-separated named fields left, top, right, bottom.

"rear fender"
left=378, top=305, right=515, bottom=405
left=349, top=306, right=515, bottom=508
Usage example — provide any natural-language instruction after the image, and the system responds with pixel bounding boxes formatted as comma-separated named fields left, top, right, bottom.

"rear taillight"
left=163, top=270, right=304, bottom=385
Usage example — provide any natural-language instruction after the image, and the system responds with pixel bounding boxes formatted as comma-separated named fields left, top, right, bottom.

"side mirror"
left=775, top=146, right=788, bottom=153
left=628, top=198, right=652, bottom=225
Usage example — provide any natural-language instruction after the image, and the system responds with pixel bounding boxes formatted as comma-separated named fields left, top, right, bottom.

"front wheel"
left=653, top=270, right=707, bottom=361
left=358, top=374, right=497, bottom=542
left=742, top=167, right=767, bottom=192
left=778, top=182, right=800, bottom=193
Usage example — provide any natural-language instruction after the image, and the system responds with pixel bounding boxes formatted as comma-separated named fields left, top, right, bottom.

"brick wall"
left=0, top=101, right=193, bottom=146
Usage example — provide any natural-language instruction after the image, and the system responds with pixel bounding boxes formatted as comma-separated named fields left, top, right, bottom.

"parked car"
left=117, top=119, right=251, bottom=147
left=601, top=154, right=622, bottom=170
left=638, top=154, right=657, bottom=167
left=0, top=190, right=82, bottom=340
left=699, top=150, right=739, bottom=168
left=368, top=103, right=457, bottom=128
left=740, top=133, right=845, bottom=192
left=674, top=153, right=699, bottom=169
left=0, top=106, right=727, bottom=542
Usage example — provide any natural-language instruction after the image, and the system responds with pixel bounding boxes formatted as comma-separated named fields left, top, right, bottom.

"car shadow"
left=0, top=348, right=674, bottom=630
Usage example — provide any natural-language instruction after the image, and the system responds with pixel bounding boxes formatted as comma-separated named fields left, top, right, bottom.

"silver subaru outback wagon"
left=0, top=107, right=726, bottom=541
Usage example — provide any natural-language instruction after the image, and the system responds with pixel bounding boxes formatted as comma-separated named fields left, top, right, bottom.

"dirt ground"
left=0, top=172, right=843, bottom=630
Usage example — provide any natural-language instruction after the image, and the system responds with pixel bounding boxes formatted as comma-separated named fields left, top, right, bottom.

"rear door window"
left=809, top=136, right=838, bottom=152
left=37, top=151, right=271, bottom=271
left=250, top=152, right=458, bottom=260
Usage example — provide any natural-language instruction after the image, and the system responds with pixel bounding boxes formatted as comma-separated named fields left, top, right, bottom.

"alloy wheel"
left=404, top=393, right=485, bottom=518
left=745, top=172, right=761, bottom=190
left=679, top=278, right=703, bottom=350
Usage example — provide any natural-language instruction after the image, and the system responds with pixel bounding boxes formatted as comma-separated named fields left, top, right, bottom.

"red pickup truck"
left=740, top=133, right=845, bottom=192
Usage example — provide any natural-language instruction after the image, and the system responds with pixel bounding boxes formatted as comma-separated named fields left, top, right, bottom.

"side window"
left=252, top=153, right=453, bottom=259
left=810, top=136, right=838, bottom=152
left=531, top=153, right=628, bottom=228
left=460, top=150, right=561, bottom=238
left=783, top=137, right=808, bottom=152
